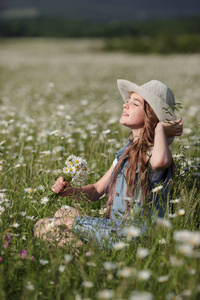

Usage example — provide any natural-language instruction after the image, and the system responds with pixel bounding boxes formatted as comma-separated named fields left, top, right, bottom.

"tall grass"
left=0, top=39, right=199, bottom=299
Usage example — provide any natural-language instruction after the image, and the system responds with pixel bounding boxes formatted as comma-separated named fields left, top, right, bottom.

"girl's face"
left=119, top=92, right=145, bottom=131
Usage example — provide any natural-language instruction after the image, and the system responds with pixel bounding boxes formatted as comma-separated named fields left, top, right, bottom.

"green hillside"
left=1, top=16, right=200, bottom=53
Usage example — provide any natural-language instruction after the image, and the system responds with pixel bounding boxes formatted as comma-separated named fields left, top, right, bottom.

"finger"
left=57, top=177, right=65, bottom=184
left=175, top=118, right=182, bottom=123
left=51, top=183, right=63, bottom=193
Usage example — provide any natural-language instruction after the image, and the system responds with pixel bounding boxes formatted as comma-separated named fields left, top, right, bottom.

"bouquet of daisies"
left=43, top=155, right=89, bottom=203
left=63, top=155, right=89, bottom=186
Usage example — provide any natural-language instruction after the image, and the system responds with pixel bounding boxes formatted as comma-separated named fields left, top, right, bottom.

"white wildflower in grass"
left=0, top=197, right=9, bottom=204
left=169, top=255, right=184, bottom=267
left=90, top=130, right=97, bottom=136
left=113, top=241, right=128, bottom=250
left=82, top=281, right=93, bottom=288
left=0, top=206, right=5, bottom=215
left=24, top=188, right=34, bottom=193
left=20, top=211, right=27, bottom=216
left=181, top=290, right=192, bottom=297
left=117, top=267, right=136, bottom=278
left=58, top=265, right=65, bottom=273
left=187, top=267, right=196, bottom=275
left=26, top=281, right=35, bottom=291
left=157, top=218, right=171, bottom=229
left=136, top=247, right=149, bottom=259
left=129, top=291, right=154, bottom=300
left=159, top=238, right=166, bottom=244
left=123, top=225, right=141, bottom=241
left=103, top=262, right=119, bottom=271
left=157, top=275, right=169, bottom=282
left=152, top=185, right=163, bottom=193
left=183, top=128, right=192, bottom=135
left=177, top=244, right=194, bottom=257
left=170, top=199, right=180, bottom=204
left=86, top=261, right=96, bottom=267
left=39, top=259, right=49, bottom=265
left=53, top=169, right=62, bottom=175
left=37, top=185, right=45, bottom=192
left=137, top=270, right=151, bottom=281
left=167, top=213, right=177, bottom=218
left=26, top=216, right=35, bottom=220
left=47, top=218, right=55, bottom=230
left=64, top=254, right=73, bottom=263
left=0, top=193, right=6, bottom=199
left=61, top=205, right=71, bottom=210
left=40, top=150, right=51, bottom=156
left=96, top=289, right=114, bottom=299
left=173, top=230, right=200, bottom=246
left=40, top=197, right=49, bottom=205
left=12, top=222, right=20, bottom=228
left=99, top=208, right=107, bottom=215
left=102, top=129, right=111, bottom=135
left=178, top=209, right=185, bottom=216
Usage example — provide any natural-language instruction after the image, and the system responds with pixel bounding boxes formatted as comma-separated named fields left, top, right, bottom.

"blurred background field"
left=0, top=37, right=200, bottom=300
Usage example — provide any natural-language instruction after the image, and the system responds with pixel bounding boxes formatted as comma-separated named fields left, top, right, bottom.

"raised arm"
left=150, top=118, right=183, bottom=171
left=51, top=164, right=115, bottom=202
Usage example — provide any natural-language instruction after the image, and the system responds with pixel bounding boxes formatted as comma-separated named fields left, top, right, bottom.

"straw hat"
left=117, top=79, right=176, bottom=122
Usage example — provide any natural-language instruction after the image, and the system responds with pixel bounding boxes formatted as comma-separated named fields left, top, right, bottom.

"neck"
left=131, top=128, right=142, bottom=141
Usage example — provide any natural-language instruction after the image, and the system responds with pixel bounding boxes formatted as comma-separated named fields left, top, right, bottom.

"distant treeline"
left=1, top=16, right=200, bottom=53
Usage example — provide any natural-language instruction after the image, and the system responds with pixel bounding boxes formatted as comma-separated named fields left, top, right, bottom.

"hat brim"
left=117, top=79, right=176, bottom=145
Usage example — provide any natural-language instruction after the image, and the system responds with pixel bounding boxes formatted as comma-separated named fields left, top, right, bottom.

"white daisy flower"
left=24, top=188, right=34, bottom=193
left=82, top=281, right=93, bottom=288
left=96, top=289, right=114, bottom=299
left=39, top=259, right=49, bottom=265
left=123, top=225, right=141, bottom=241
left=152, top=185, right=163, bottom=193
left=113, top=241, right=128, bottom=250
left=136, top=247, right=149, bottom=259
left=157, top=275, right=169, bottom=282
left=137, top=270, right=151, bottom=281
left=0, top=206, right=5, bottom=215
left=40, top=197, right=49, bottom=205
left=58, top=265, right=65, bottom=273
left=64, top=254, right=73, bottom=263
left=12, top=222, right=20, bottom=228
left=178, top=209, right=185, bottom=216
left=117, top=267, right=136, bottom=278
left=157, top=218, right=171, bottom=229
left=130, top=291, right=154, bottom=300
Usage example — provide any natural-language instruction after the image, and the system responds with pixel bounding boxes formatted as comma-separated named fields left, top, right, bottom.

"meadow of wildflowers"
left=0, top=39, right=199, bottom=300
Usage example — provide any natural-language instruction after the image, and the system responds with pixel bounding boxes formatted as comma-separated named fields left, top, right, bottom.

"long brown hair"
left=106, top=101, right=159, bottom=218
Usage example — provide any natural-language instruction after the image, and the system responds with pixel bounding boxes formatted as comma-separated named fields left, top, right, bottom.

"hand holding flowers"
left=50, top=155, right=89, bottom=199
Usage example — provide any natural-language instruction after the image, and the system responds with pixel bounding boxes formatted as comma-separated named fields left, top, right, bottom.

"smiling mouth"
left=122, top=112, right=129, bottom=116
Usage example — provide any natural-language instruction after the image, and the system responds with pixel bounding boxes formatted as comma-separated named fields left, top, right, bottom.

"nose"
left=123, top=102, right=128, bottom=109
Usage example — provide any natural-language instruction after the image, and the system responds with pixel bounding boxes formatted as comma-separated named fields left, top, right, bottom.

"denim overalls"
left=73, top=141, right=171, bottom=246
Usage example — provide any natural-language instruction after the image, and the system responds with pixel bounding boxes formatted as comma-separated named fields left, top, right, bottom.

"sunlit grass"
left=0, top=39, right=199, bottom=299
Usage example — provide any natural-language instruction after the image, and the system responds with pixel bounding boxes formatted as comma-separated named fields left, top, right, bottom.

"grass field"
left=0, top=39, right=200, bottom=300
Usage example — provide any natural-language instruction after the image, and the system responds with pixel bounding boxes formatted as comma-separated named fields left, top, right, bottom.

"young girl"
left=34, top=79, right=183, bottom=247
